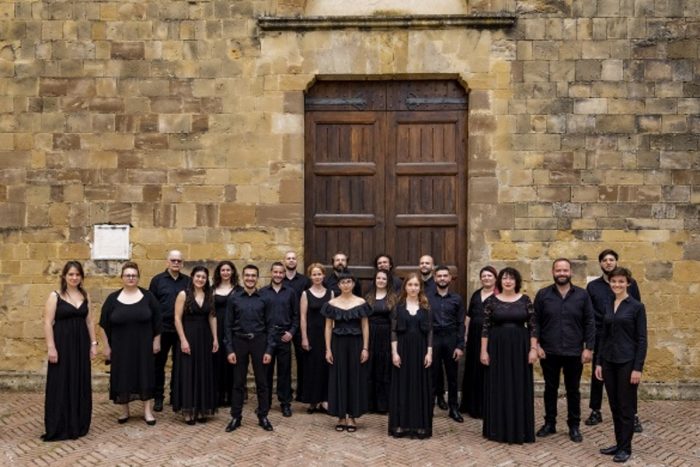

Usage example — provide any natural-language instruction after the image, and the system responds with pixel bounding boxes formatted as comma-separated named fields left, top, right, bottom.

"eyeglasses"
left=169, top=259, right=182, bottom=263
left=123, top=274, right=139, bottom=279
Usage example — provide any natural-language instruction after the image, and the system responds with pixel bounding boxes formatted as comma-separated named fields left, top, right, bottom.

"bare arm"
left=360, top=316, right=369, bottom=363
left=300, top=291, right=309, bottom=349
left=209, top=313, right=219, bottom=353
left=44, top=293, right=58, bottom=363
left=174, top=291, right=189, bottom=354
left=85, top=294, right=97, bottom=359
left=324, top=318, right=333, bottom=364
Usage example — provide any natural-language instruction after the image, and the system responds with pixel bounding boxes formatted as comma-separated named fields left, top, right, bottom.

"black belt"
left=235, top=332, right=260, bottom=340
left=494, top=323, right=524, bottom=328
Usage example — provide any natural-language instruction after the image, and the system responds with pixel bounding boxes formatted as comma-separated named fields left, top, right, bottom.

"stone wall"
left=0, top=0, right=697, bottom=388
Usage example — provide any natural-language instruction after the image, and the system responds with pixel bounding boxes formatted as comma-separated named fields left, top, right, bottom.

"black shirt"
left=283, top=272, right=311, bottom=300
left=422, top=276, right=436, bottom=294
left=427, top=288, right=466, bottom=351
left=148, top=270, right=191, bottom=333
left=260, top=283, right=300, bottom=338
left=324, top=272, right=363, bottom=297
left=224, top=288, right=275, bottom=355
left=587, top=276, right=641, bottom=329
left=596, top=296, right=647, bottom=371
left=533, top=284, right=596, bottom=357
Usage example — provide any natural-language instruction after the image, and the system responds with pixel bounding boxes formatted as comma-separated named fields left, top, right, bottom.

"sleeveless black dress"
left=367, top=297, right=392, bottom=413
left=172, top=296, right=217, bottom=417
left=299, top=288, right=331, bottom=404
left=213, top=290, right=235, bottom=406
left=460, top=288, right=490, bottom=418
left=43, top=294, right=91, bottom=441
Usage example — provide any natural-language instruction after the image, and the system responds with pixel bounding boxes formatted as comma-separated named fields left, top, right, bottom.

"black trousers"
left=432, top=332, right=459, bottom=409
left=266, top=339, right=292, bottom=407
left=603, top=360, right=637, bottom=453
left=540, top=353, right=583, bottom=427
left=231, top=335, right=270, bottom=418
left=154, top=330, right=178, bottom=401
left=589, top=335, right=604, bottom=410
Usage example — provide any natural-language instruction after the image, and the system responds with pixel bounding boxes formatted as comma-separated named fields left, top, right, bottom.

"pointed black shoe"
left=568, top=426, right=583, bottom=442
left=613, top=450, right=631, bottom=463
left=585, top=410, right=602, bottom=426
left=448, top=408, right=464, bottom=423
left=225, top=417, right=242, bottom=432
left=436, top=396, right=448, bottom=410
left=600, top=445, right=619, bottom=455
left=634, top=415, right=643, bottom=433
left=153, top=398, right=164, bottom=412
left=536, top=423, right=556, bottom=437
left=259, top=416, right=273, bottom=431
left=282, top=405, right=292, bottom=417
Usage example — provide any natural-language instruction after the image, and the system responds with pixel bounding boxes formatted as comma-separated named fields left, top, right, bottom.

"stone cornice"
left=258, top=13, right=517, bottom=32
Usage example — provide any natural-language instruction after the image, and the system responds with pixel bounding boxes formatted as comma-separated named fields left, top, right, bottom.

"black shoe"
left=185, top=418, right=196, bottom=426
left=144, top=417, right=156, bottom=426
left=282, top=405, right=292, bottom=417
left=600, top=445, right=619, bottom=455
left=117, top=416, right=129, bottom=424
left=258, top=417, right=273, bottom=431
left=225, top=417, right=242, bottom=432
left=153, top=398, right=164, bottom=412
left=568, top=426, right=583, bottom=442
left=633, top=415, right=643, bottom=433
left=448, top=408, right=464, bottom=423
left=585, top=410, right=602, bottom=426
left=536, top=423, right=556, bottom=437
left=613, top=450, right=631, bottom=463
left=436, top=396, right=448, bottom=410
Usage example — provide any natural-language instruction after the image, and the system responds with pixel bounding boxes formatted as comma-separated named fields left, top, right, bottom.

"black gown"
left=99, top=288, right=162, bottom=404
left=481, top=295, right=537, bottom=444
left=367, top=297, right=392, bottom=413
left=299, top=288, right=331, bottom=405
left=388, top=304, right=433, bottom=439
left=172, top=295, right=217, bottom=417
left=43, top=293, right=91, bottom=441
left=321, top=302, right=372, bottom=418
left=213, top=290, right=235, bottom=407
left=460, top=288, right=491, bottom=418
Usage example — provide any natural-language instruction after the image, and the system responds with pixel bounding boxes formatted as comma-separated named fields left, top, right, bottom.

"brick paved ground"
left=1, top=392, right=698, bottom=466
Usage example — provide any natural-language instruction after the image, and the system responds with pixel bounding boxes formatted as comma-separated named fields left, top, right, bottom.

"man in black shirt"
left=282, top=250, right=310, bottom=405
left=224, top=264, right=275, bottom=432
left=148, top=250, right=190, bottom=412
left=262, top=262, right=299, bottom=417
left=427, top=266, right=466, bottom=423
left=534, top=258, right=595, bottom=442
left=324, top=251, right=362, bottom=297
left=374, top=253, right=403, bottom=292
left=419, top=255, right=436, bottom=293
left=585, top=249, right=643, bottom=432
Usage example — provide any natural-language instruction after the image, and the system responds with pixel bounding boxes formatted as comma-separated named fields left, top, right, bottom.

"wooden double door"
left=304, top=80, right=468, bottom=295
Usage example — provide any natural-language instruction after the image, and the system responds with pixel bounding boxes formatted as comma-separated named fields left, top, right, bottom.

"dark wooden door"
left=304, top=80, right=468, bottom=295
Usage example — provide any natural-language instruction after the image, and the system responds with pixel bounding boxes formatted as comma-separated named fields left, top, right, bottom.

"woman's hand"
left=480, top=350, right=489, bottom=366
left=301, top=337, right=310, bottom=351
left=594, top=365, right=603, bottom=381
left=528, top=348, right=539, bottom=364
left=630, top=370, right=642, bottom=385
left=152, top=341, right=160, bottom=354
left=181, top=340, right=191, bottom=355
left=48, top=347, right=58, bottom=364
left=360, top=348, right=369, bottom=364
left=212, top=339, right=219, bottom=353
left=103, top=344, right=112, bottom=361
left=392, top=352, right=401, bottom=368
left=423, top=353, right=432, bottom=368
left=325, top=349, right=334, bottom=365
left=89, top=343, right=98, bottom=359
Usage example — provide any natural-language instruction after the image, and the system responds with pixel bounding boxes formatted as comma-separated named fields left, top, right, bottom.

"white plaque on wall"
left=92, top=225, right=130, bottom=260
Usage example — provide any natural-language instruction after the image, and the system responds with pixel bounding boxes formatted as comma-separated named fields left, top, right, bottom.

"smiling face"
left=192, top=270, right=208, bottom=290
left=242, top=268, right=258, bottom=290
left=500, top=273, right=516, bottom=293
left=271, top=264, right=285, bottom=285
left=374, top=271, right=389, bottom=290
left=609, top=274, right=629, bottom=296
left=64, top=267, right=82, bottom=288
left=219, top=264, right=232, bottom=282
left=552, top=260, right=572, bottom=286
left=284, top=252, right=297, bottom=271
left=309, top=267, right=325, bottom=286
left=480, top=270, right=496, bottom=289
left=418, top=255, right=434, bottom=275
left=376, top=256, right=391, bottom=272
left=121, top=267, right=139, bottom=287
left=167, top=251, right=183, bottom=274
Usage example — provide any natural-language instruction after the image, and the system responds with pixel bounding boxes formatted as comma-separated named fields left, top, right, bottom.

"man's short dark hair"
left=598, top=249, right=619, bottom=262
left=374, top=253, right=394, bottom=269
left=434, top=265, right=451, bottom=275
left=270, top=261, right=284, bottom=270
left=242, top=264, right=259, bottom=275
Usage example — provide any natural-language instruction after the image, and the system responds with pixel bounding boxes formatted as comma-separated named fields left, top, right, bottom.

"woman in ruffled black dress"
left=42, top=261, right=97, bottom=441
left=212, top=261, right=239, bottom=407
left=366, top=270, right=397, bottom=414
left=388, top=273, right=433, bottom=439
left=173, top=265, right=219, bottom=424
left=481, top=267, right=539, bottom=444
left=322, top=271, right=371, bottom=432
left=460, top=265, right=498, bottom=419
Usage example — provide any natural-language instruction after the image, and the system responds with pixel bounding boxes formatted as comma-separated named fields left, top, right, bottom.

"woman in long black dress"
left=460, top=265, right=498, bottom=419
left=366, top=269, right=397, bottom=413
left=388, top=273, right=433, bottom=439
left=322, top=271, right=371, bottom=432
left=299, top=263, right=332, bottom=413
left=480, top=267, right=538, bottom=444
left=42, top=261, right=97, bottom=441
left=212, top=260, right=239, bottom=407
left=100, top=262, right=162, bottom=425
left=173, top=265, right=218, bottom=424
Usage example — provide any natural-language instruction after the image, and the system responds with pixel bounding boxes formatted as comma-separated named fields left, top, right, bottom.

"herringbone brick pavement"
left=0, top=392, right=698, bottom=466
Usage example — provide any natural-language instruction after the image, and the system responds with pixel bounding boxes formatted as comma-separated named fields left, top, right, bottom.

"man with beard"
left=585, top=249, right=643, bottom=432
left=427, top=266, right=466, bottom=422
left=281, top=251, right=310, bottom=404
left=373, top=253, right=403, bottom=293
left=261, top=262, right=299, bottom=417
left=324, top=251, right=362, bottom=297
left=534, top=258, right=595, bottom=442
left=419, top=255, right=436, bottom=293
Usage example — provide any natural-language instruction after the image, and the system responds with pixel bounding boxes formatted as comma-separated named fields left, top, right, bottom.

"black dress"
left=321, top=302, right=372, bottom=418
left=172, top=295, right=217, bottom=417
left=213, top=290, right=235, bottom=407
left=367, top=297, right=392, bottom=413
left=481, top=295, right=537, bottom=444
left=99, top=288, right=162, bottom=404
left=43, top=293, right=91, bottom=441
left=460, top=288, right=491, bottom=418
left=299, top=288, right=331, bottom=405
left=388, top=304, right=433, bottom=439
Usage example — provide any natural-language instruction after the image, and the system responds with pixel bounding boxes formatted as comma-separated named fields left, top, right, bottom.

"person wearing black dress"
left=373, top=253, right=403, bottom=293
left=212, top=261, right=239, bottom=407
left=481, top=267, right=539, bottom=444
left=366, top=269, right=397, bottom=413
left=322, top=271, right=371, bottom=432
left=299, top=263, right=332, bottom=413
left=459, top=265, right=497, bottom=419
left=595, top=267, right=647, bottom=464
left=389, top=273, right=433, bottom=439
left=100, top=262, right=162, bottom=426
left=172, top=265, right=218, bottom=424
left=42, top=261, right=97, bottom=441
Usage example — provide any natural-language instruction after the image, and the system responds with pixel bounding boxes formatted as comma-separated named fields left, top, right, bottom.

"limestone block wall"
left=0, top=0, right=697, bottom=388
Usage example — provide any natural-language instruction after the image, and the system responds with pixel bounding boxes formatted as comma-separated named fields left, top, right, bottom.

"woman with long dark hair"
left=366, top=269, right=397, bottom=413
left=172, top=265, right=218, bottom=424
left=100, top=262, right=162, bottom=425
left=212, top=260, right=239, bottom=407
left=42, top=261, right=97, bottom=441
